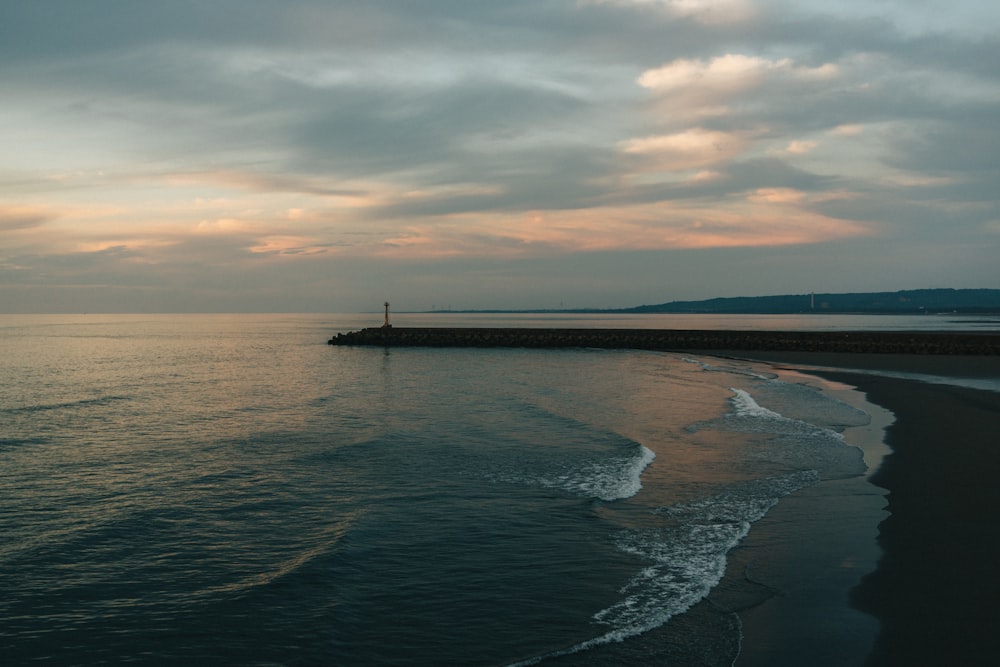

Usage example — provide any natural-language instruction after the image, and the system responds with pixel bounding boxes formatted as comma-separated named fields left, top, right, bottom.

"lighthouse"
left=383, top=302, right=392, bottom=328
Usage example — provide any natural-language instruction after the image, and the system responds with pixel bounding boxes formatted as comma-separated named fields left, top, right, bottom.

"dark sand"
left=724, top=353, right=1000, bottom=666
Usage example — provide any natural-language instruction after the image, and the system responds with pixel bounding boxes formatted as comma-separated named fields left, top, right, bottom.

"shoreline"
left=328, top=331, right=1000, bottom=664
left=723, top=353, right=1000, bottom=666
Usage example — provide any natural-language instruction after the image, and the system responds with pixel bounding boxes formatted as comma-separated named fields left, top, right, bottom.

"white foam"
left=489, top=445, right=656, bottom=502
left=725, top=387, right=848, bottom=443
left=729, top=388, right=786, bottom=419
left=508, top=471, right=819, bottom=666
left=682, top=357, right=777, bottom=381
left=537, top=445, right=656, bottom=502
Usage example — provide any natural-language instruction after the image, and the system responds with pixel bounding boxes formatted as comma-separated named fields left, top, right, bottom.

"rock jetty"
left=328, top=327, right=1000, bottom=355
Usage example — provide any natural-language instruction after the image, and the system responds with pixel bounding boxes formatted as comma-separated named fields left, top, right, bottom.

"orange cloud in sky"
left=7, top=168, right=875, bottom=264
left=195, top=217, right=255, bottom=235
left=748, top=188, right=809, bottom=204
left=74, top=239, right=176, bottom=256
left=249, top=235, right=328, bottom=255
left=784, top=140, right=819, bottom=155
left=1, top=203, right=143, bottom=252
left=0, top=206, right=54, bottom=232
left=830, top=124, right=865, bottom=137
left=620, top=128, right=747, bottom=171
left=2, top=124, right=878, bottom=269
left=372, top=192, right=873, bottom=259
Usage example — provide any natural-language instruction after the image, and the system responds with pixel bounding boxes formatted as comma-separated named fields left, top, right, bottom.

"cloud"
left=635, top=53, right=842, bottom=130
left=639, top=54, right=836, bottom=93
left=248, top=235, right=329, bottom=256
left=0, top=207, right=54, bottom=232
left=580, top=0, right=757, bottom=25
left=830, top=124, right=864, bottom=137
left=620, top=129, right=748, bottom=171
left=362, top=176, right=874, bottom=259
left=784, top=140, right=819, bottom=155
left=1, top=0, right=998, bottom=312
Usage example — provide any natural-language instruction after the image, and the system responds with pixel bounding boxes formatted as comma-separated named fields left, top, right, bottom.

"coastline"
left=721, top=353, right=1000, bottom=666
left=327, top=329, right=1000, bottom=664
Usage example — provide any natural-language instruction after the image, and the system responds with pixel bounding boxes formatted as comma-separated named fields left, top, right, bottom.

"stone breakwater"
left=328, top=327, right=1000, bottom=355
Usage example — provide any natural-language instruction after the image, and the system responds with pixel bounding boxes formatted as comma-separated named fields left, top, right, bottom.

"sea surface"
left=1, top=313, right=994, bottom=665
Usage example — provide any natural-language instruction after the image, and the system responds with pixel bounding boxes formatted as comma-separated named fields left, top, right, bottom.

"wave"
left=682, top=356, right=778, bottom=381
left=492, top=443, right=656, bottom=502
left=721, top=387, right=849, bottom=445
left=0, top=436, right=50, bottom=448
left=694, top=387, right=868, bottom=481
left=193, top=516, right=360, bottom=600
left=729, top=388, right=787, bottom=420
left=2, top=395, right=130, bottom=415
left=511, top=471, right=818, bottom=665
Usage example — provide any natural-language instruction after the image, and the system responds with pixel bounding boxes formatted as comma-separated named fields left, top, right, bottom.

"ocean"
left=1, top=313, right=995, bottom=666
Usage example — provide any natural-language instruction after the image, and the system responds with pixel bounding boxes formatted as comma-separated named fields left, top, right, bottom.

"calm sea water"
left=1, top=313, right=980, bottom=665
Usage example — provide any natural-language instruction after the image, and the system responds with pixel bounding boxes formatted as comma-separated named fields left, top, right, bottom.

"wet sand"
left=725, top=352, right=1000, bottom=666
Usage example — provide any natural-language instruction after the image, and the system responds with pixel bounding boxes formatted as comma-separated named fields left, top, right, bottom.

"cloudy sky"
left=2, top=0, right=998, bottom=312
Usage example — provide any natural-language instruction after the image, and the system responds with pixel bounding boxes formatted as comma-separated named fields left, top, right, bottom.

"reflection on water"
left=0, top=313, right=945, bottom=665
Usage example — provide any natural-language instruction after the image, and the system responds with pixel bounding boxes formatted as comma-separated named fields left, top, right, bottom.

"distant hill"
left=622, top=288, right=1000, bottom=314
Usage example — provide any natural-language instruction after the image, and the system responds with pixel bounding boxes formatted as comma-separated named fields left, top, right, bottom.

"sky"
left=2, top=0, right=999, bottom=313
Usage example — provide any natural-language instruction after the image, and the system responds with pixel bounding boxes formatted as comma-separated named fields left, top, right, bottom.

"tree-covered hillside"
left=624, top=289, right=1000, bottom=314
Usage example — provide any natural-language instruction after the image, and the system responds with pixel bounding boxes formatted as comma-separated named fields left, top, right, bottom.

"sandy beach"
left=726, top=352, right=1000, bottom=666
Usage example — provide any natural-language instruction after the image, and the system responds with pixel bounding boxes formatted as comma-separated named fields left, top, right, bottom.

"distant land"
left=427, top=289, right=1000, bottom=315
left=622, top=288, right=1000, bottom=315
